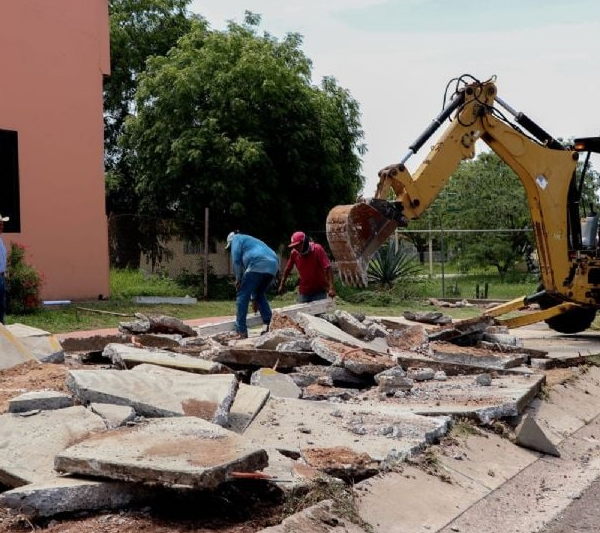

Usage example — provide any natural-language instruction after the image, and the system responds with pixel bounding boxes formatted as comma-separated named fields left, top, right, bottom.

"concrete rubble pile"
left=0, top=304, right=582, bottom=524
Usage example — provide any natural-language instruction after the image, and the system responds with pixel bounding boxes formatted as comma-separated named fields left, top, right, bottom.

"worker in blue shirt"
left=225, top=232, right=279, bottom=338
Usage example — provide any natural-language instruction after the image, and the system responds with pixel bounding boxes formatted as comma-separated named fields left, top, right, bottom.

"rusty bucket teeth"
left=326, top=202, right=399, bottom=287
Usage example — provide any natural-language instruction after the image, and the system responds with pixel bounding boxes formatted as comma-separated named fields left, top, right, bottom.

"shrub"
left=175, top=268, right=236, bottom=300
left=6, top=243, right=43, bottom=314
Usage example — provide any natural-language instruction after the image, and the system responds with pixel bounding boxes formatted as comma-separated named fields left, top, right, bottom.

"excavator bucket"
left=326, top=203, right=398, bottom=286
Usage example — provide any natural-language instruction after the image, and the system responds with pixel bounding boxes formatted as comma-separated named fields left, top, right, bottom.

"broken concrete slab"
left=358, top=372, right=545, bottom=424
left=57, top=332, right=125, bottom=354
left=0, top=406, right=106, bottom=486
left=333, top=310, right=370, bottom=338
left=403, top=310, right=452, bottom=325
left=0, top=323, right=37, bottom=370
left=311, top=337, right=395, bottom=375
left=55, top=417, right=269, bottom=489
left=120, top=313, right=197, bottom=337
left=196, top=300, right=335, bottom=336
left=212, top=347, right=315, bottom=369
left=430, top=341, right=527, bottom=369
left=5, top=323, right=65, bottom=363
left=8, top=390, right=73, bottom=413
left=0, top=477, right=154, bottom=518
left=290, top=365, right=366, bottom=388
left=67, top=363, right=238, bottom=425
left=250, top=368, right=302, bottom=399
left=257, top=499, right=370, bottom=533
left=298, top=313, right=377, bottom=351
left=515, top=414, right=560, bottom=456
left=245, top=397, right=450, bottom=463
left=103, top=342, right=224, bottom=374
left=254, top=328, right=304, bottom=350
left=89, top=402, right=136, bottom=428
left=225, top=383, right=270, bottom=434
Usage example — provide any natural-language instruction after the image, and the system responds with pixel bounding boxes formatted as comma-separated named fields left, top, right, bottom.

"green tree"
left=438, top=152, right=534, bottom=274
left=122, top=14, right=365, bottom=248
left=105, top=0, right=196, bottom=266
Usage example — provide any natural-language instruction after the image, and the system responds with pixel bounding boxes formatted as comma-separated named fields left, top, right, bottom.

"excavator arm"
left=327, top=75, right=600, bottom=332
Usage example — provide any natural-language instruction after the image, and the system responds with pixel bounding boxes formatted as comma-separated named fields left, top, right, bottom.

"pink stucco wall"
left=0, top=0, right=110, bottom=300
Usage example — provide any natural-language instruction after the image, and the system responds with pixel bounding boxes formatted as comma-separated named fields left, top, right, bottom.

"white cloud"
left=189, top=1, right=600, bottom=194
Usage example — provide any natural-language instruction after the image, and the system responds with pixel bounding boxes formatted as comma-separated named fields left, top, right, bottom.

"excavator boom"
left=326, top=75, right=600, bottom=333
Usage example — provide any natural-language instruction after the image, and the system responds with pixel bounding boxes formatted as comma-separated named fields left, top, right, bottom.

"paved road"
left=538, top=479, right=600, bottom=532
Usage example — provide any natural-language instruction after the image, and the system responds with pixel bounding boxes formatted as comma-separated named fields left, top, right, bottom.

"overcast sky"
left=188, top=0, right=600, bottom=195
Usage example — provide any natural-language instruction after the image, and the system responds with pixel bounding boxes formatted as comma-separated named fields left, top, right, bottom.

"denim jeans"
left=298, top=291, right=327, bottom=303
left=236, top=271, right=274, bottom=335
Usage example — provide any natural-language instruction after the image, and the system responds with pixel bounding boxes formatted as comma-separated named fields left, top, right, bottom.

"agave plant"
left=367, top=239, right=422, bottom=288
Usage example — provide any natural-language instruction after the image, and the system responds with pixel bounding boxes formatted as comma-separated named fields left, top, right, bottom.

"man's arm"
left=278, top=255, right=295, bottom=294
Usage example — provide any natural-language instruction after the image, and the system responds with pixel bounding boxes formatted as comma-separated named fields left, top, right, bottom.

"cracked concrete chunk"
left=103, top=342, right=223, bottom=374
left=55, top=417, right=269, bottom=489
left=245, top=397, right=450, bottom=462
left=67, top=364, right=238, bottom=425
left=0, top=323, right=37, bottom=370
left=250, top=368, right=302, bottom=398
left=0, top=477, right=153, bottom=518
left=0, top=406, right=106, bottom=487
left=311, top=338, right=394, bottom=375
left=8, top=390, right=73, bottom=413
left=120, top=313, right=197, bottom=337
left=89, top=402, right=136, bottom=428
left=225, top=383, right=270, bottom=434
left=254, top=328, right=304, bottom=350
left=334, top=310, right=370, bottom=338
left=6, top=324, right=65, bottom=363
left=515, top=414, right=560, bottom=456
left=212, top=347, right=314, bottom=369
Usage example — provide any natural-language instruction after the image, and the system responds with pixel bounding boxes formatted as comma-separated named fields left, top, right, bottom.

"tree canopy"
left=121, top=14, right=365, bottom=249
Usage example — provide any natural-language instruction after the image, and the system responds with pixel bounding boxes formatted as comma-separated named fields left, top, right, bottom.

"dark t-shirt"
left=283, top=243, right=331, bottom=295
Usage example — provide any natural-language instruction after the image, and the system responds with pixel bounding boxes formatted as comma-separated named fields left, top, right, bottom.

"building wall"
left=141, top=239, right=232, bottom=278
left=0, top=0, right=110, bottom=300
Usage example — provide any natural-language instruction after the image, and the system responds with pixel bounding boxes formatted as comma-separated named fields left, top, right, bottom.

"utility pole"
left=203, top=207, right=209, bottom=299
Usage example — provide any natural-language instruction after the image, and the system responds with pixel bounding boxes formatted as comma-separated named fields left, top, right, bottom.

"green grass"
left=4, top=268, right=537, bottom=333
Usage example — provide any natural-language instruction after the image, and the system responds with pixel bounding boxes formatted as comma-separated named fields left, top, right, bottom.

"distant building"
left=0, top=0, right=110, bottom=300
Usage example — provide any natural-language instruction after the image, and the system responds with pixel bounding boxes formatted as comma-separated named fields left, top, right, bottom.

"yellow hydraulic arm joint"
left=483, top=297, right=582, bottom=329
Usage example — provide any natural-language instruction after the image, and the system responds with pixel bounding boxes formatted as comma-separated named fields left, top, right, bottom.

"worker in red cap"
left=278, top=231, right=335, bottom=302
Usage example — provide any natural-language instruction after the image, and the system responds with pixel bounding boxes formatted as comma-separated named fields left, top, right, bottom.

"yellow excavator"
left=326, top=74, right=600, bottom=334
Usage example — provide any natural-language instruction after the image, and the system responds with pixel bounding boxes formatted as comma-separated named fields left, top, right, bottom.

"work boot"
left=260, top=324, right=270, bottom=335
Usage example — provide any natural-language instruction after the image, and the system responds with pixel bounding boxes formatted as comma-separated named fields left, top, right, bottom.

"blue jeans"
left=236, top=271, right=274, bottom=335
left=298, top=291, right=327, bottom=303
left=0, top=275, right=5, bottom=324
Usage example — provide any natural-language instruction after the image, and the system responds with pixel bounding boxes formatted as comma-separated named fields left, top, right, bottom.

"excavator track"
left=326, top=203, right=398, bottom=286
